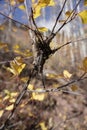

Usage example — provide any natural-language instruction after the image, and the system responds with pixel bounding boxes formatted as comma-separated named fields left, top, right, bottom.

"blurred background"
left=0, top=0, right=87, bottom=130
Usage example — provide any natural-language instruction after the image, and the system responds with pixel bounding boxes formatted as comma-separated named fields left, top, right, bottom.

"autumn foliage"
left=0, top=0, right=87, bottom=130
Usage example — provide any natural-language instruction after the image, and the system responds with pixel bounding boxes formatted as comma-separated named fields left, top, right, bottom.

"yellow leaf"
left=71, top=85, right=78, bottom=91
left=21, top=77, right=29, bottom=82
left=63, top=70, right=72, bottom=79
left=84, top=0, right=87, bottom=6
left=46, top=73, right=57, bottom=79
left=3, top=95, right=9, bottom=101
left=10, top=0, right=16, bottom=6
left=4, top=90, right=18, bottom=101
left=37, top=0, right=55, bottom=7
left=23, top=50, right=32, bottom=57
left=78, top=10, right=87, bottom=24
left=18, top=5, right=25, bottom=10
left=5, top=104, right=14, bottom=111
left=33, top=6, right=41, bottom=18
left=13, top=44, right=20, bottom=50
left=9, top=98, right=16, bottom=103
left=0, top=110, right=4, bottom=117
left=65, top=11, right=72, bottom=17
left=32, top=88, right=45, bottom=101
left=83, top=57, right=87, bottom=72
left=28, top=84, right=34, bottom=90
left=33, top=0, right=55, bottom=18
left=4, top=90, right=10, bottom=96
left=38, top=27, right=48, bottom=32
left=32, top=0, right=35, bottom=3
left=7, top=57, right=26, bottom=75
left=14, top=48, right=32, bottom=57
left=11, top=92, right=18, bottom=97
left=39, top=122, right=48, bottom=130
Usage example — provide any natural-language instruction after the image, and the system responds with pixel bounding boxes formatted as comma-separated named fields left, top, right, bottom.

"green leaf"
left=78, top=10, right=87, bottom=24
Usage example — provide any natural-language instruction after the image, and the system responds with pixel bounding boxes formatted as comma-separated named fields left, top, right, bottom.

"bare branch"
left=27, top=73, right=87, bottom=93
left=55, top=0, right=81, bottom=34
left=52, top=37, right=87, bottom=54
left=51, top=0, right=67, bottom=33
left=0, top=11, right=35, bottom=32
left=30, top=8, right=44, bottom=42
left=46, top=0, right=82, bottom=43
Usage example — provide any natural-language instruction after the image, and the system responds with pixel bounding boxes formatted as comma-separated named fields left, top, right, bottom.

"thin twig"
left=46, top=0, right=82, bottom=43
left=0, top=11, right=34, bottom=32
left=56, top=0, right=81, bottom=34
left=51, top=0, right=67, bottom=33
left=30, top=8, right=44, bottom=42
left=27, top=75, right=87, bottom=93
left=52, top=37, right=87, bottom=54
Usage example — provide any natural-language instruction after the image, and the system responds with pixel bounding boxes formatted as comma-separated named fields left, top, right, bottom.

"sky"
left=0, top=0, right=86, bottom=30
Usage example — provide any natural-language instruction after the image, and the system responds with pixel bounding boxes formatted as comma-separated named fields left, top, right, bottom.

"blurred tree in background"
left=0, top=0, right=87, bottom=130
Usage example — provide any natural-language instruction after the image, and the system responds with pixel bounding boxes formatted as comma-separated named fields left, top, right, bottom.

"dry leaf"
left=71, top=85, right=78, bottom=91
